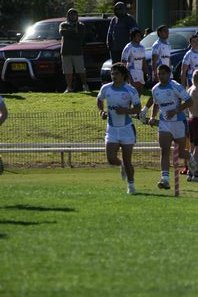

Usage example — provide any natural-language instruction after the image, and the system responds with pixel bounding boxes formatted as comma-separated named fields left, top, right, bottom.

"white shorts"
left=61, top=55, right=85, bottom=74
left=105, top=124, right=136, bottom=145
left=130, top=69, right=145, bottom=84
left=159, top=120, right=186, bottom=139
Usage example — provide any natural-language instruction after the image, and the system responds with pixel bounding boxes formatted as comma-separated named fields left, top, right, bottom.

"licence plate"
left=11, top=63, right=27, bottom=71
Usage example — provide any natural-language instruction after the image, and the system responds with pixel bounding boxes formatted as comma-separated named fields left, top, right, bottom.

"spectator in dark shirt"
left=59, top=8, right=89, bottom=93
left=106, top=1, right=138, bottom=64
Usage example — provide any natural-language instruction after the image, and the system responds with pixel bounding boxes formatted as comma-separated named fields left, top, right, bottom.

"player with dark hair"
left=121, top=28, right=149, bottom=95
left=149, top=64, right=197, bottom=189
left=97, top=63, right=141, bottom=194
left=140, top=24, right=171, bottom=123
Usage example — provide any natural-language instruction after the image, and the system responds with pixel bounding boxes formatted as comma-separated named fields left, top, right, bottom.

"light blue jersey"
left=121, top=42, right=146, bottom=83
left=152, top=38, right=171, bottom=67
left=182, top=49, right=198, bottom=84
left=152, top=80, right=191, bottom=121
left=97, top=82, right=140, bottom=127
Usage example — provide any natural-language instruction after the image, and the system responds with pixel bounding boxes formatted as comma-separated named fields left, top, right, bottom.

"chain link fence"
left=0, top=111, right=162, bottom=169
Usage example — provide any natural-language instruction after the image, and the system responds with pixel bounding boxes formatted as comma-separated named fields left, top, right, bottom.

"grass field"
left=0, top=168, right=197, bottom=297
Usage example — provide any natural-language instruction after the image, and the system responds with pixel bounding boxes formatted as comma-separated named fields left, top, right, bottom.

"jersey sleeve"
left=121, top=43, right=131, bottom=62
left=171, top=80, right=191, bottom=102
left=151, top=42, right=160, bottom=56
left=129, top=86, right=141, bottom=106
left=182, top=50, right=191, bottom=66
left=97, top=84, right=108, bottom=101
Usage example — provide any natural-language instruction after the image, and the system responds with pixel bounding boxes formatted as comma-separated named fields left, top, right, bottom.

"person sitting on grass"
left=149, top=64, right=197, bottom=189
left=97, top=62, right=141, bottom=195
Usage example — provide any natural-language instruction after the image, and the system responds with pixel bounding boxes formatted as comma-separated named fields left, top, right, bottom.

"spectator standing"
left=140, top=25, right=171, bottom=123
left=97, top=63, right=141, bottom=194
left=59, top=8, right=89, bottom=93
left=121, top=28, right=149, bottom=95
left=106, top=1, right=138, bottom=64
left=0, top=95, right=8, bottom=174
left=149, top=65, right=197, bottom=189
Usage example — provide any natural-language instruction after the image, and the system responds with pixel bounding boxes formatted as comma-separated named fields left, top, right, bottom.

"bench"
left=0, top=142, right=161, bottom=167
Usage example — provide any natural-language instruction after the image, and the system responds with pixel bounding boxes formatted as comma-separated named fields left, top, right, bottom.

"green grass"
left=4, top=88, right=151, bottom=113
left=0, top=168, right=197, bottom=297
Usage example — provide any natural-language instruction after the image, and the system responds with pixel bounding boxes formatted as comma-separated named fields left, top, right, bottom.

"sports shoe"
left=192, top=175, right=198, bottom=182
left=157, top=179, right=170, bottom=189
left=82, top=84, right=89, bottom=92
left=188, top=155, right=197, bottom=175
left=127, top=183, right=136, bottom=194
left=64, top=88, right=73, bottom=93
left=180, top=166, right=188, bottom=175
left=186, top=170, right=192, bottom=182
left=120, top=164, right=127, bottom=181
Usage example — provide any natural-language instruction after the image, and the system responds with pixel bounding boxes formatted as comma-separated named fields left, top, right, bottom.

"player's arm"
left=116, top=104, right=141, bottom=115
left=152, top=54, right=159, bottom=82
left=180, top=63, right=188, bottom=87
left=97, top=98, right=107, bottom=120
left=0, top=102, right=8, bottom=125
left=149, top=103, right=159, bottom=126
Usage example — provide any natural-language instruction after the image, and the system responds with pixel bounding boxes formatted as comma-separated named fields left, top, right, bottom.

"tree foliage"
left=0, top=0, right=114, bottom=32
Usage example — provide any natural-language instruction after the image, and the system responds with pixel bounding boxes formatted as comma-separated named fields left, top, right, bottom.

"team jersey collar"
left=158, top=38, right=168, bottom=44
left=158, top=79, right=172, bottom=88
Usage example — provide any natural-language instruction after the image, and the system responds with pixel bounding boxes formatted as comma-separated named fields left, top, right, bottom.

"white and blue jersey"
left=152, top=79, right=191, bottom=121
left=182, top=49, right=198, bottom=84
left=97, top=82, right=140, bottom=127
left=121, top=42, right=146, bottom=83
left=152, top=38, right=171, bottom=67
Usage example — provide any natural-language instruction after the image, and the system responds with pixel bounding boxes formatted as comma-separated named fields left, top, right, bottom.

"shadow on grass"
left=3, top=94, right=26, bottom=100
left=136, top=191, right=174, bottom=198
left=0, top=219, right=56, bottom=226
left=79, top=90, right=98, bottom=97
left=0, top=232, right=8, bottom=239
left=2, top=204, right=76, bottom=212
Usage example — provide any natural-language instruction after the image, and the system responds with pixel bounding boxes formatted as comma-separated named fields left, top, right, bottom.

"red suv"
left=0, top=15, right=111, bottom=92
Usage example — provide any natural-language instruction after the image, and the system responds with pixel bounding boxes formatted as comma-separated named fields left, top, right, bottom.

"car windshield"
left=21, top=21, right=61, bottom=41
left=141, top=30, right=196, bottom=50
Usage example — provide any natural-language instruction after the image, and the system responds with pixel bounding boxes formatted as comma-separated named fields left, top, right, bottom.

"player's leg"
left=106, top=142, right=121, bottom=166
left=121, top=144, right=135, bottom=194
left=158, top=131, right=172, bottom=189
left=120, top=124, right=136, bottom=194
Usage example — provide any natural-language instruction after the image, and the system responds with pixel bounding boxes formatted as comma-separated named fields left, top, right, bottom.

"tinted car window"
left=84, top=21, right=109, bottom=43
left=141, top=30, right=195, bottom=50
left=21, top=22, right=61, bottom=41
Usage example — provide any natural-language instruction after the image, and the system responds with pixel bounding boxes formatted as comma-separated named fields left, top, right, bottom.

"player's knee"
left=107, top=156, right=119, bottom=165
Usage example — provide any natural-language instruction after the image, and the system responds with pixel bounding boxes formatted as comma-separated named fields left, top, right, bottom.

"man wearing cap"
left=59, top=8, right=89, bottom=93
left=107, top=1, right=138, bottom=64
